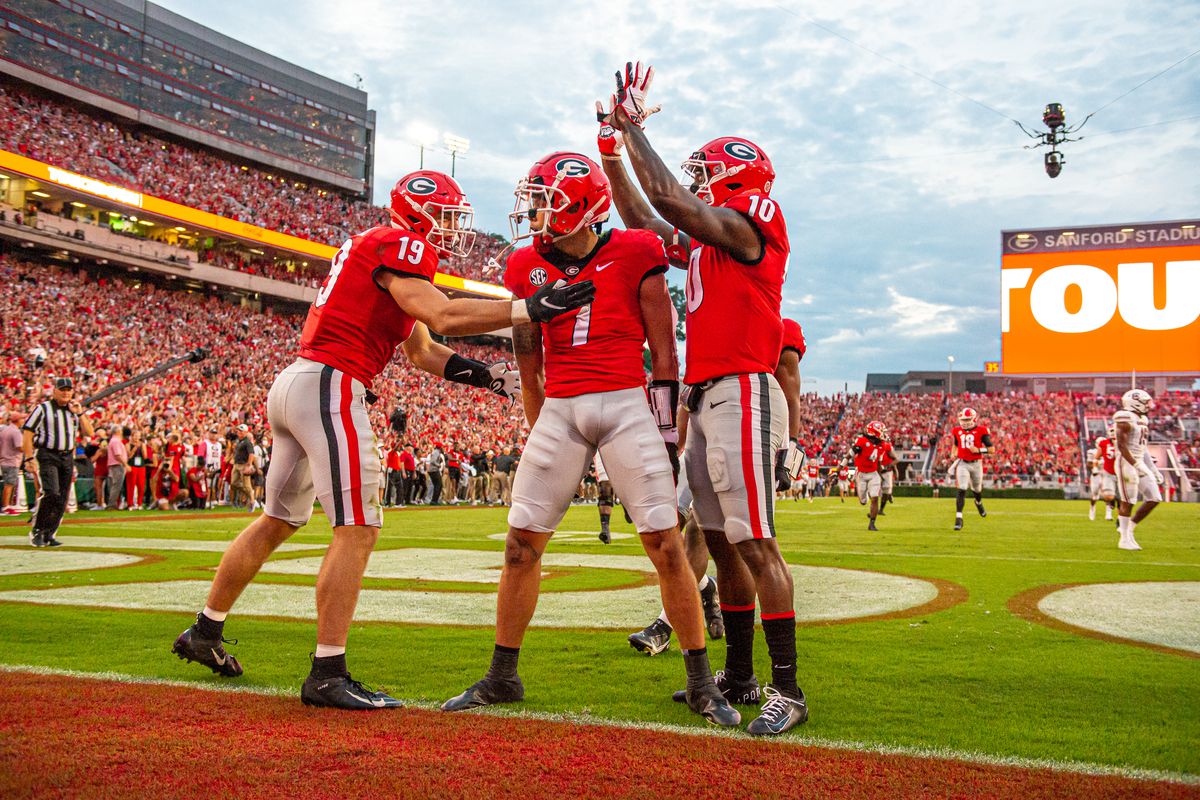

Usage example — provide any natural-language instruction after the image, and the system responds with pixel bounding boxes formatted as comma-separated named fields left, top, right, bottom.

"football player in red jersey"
left=877, top=427, right=896, bottom=513
left=440, top=152, right=738, bottom=728
left=1096, top=423, right=1118, bottom=522
left=850, top=421, right=886, bottom=531
left=837, top=464, right=851, bottom=502
left=948, top=407, right=992, bottom=531
left=172, top=170, right=594, bottom=710
left=774, top=317, right=808, bottom=496
left=596, top=61, right=806, bottom=735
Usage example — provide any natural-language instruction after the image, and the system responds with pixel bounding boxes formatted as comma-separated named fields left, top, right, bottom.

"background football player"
left=172, top=171, right=593, bottom=709
left=1085, top=443, right=1102, bottom=520
left=948, top=407, right=991, bottom=531
left=1113, top=389, right=1162, bottom=550
left=441, top=152, right=738, bottom=728
left=877, top=427, right=896, bottom=513
left=597, top=61, right=808, bottom=736
left=849, top=421, right=886, bottom=531
left=1096, top=422, right=1119, bottom=523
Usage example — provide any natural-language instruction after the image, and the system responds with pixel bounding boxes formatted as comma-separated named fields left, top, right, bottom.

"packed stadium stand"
left=0, top=82, right=501, bottom=284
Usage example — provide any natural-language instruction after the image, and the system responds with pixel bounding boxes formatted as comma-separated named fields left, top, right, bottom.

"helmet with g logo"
left=681, top=136, right=775, bottom=206
left=509, top=152, right=611, bottom=247
left=389, top=170, right=475, bottom=257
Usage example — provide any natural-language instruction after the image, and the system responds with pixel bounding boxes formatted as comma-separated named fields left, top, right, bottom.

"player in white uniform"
left=1112, top=389, right=1163, bottom=550
left=1086, top=446, right=1102, bottom=520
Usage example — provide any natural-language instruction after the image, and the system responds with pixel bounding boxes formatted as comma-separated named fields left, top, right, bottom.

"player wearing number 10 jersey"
left=598, top=60, right=806, bottom=736
left=173, top=170, right=593, bottom=711
left=442, top=152, right=738, bottom=728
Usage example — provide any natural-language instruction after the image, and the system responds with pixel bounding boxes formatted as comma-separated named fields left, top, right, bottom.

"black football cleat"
left=598, top=524, right=611, bottom=545
left=868, top=519, right=878, bottom=532
left=746, top=686, right=809, bottom=736
left=673, top=669, right=761, bottom=706
left=700, top=579, right=724, bottom=640
left=628, top=618, right=673, bottom=656
left=954, top=518, right=963, bottom=531
left=441, top=675, right=524, bottom=711
left=43, top=535, right=63, bottom=547
left=29, top=531, right=45, bottom=548
left=976, top=501, right=987, bottom=518
left=686, top=684, right=741, bottom=727
left=301, top=672, right=402, bottom=710
left=172, top=615, right=243, bottom=677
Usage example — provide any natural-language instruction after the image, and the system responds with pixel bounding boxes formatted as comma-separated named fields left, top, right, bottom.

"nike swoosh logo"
left=454, top=369, right=472, bottom=377
left=210, top=648, right=226, bottom=666
left=594, top=261, right=616, bottom=272
left=709, top=400, right=728, bottom=408
left=540, top=299, right=565, bottom=310
left=346, top=688, right=387, bottom=707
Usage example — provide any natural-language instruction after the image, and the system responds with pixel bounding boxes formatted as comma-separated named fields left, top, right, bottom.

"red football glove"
left=597, top=123, right=623, bottom=158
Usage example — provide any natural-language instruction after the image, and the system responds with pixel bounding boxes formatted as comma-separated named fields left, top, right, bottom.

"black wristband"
left=444, top=353, right=491, bottom=389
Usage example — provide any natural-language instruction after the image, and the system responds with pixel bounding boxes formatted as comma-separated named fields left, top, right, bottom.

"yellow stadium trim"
left=0, top=148, right=510, bottom=297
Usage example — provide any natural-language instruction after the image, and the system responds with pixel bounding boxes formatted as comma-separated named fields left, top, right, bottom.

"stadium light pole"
left=407, top=123, right=439, bottom=169
left=947, top=355, right=955, bottom=395
left=444, top=133, right=470, bottom=177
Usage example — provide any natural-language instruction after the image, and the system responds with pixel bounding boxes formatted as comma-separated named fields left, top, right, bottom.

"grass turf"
left=1, top=673, right=1196, bottom=800
left=0, top=497, right=1197, bottom=776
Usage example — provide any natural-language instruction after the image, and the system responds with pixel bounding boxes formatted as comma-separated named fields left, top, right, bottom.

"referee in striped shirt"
left=21, top=377, right=93, bottom=547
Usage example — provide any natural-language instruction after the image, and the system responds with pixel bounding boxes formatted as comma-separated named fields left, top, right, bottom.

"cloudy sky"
left=160, top=0, right=1200, bottom=394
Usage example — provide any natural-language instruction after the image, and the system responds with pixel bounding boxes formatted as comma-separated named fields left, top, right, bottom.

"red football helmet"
left=865, top=421, right=885, bottom=439
left=681, top=136, right=775, bottom=206
left=389, top=170, right=476, bottom=258
left=958, top=407, right=978, bottom=428
left=509, top=152, right=611, bottom=248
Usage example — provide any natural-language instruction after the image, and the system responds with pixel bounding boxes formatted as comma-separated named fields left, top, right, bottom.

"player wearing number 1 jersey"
left=173, top=170, right=594, bottom=710
left=598, top=60, right=806, bottom=736
left=442, top=152, right=738, bottom=728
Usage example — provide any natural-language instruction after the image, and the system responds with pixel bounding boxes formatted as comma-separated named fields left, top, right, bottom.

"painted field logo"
left=405, top=176, right=437, bottom=195
left=529, top=267, right=548, bottom=286
left=723, top=141, right=758, bottom=161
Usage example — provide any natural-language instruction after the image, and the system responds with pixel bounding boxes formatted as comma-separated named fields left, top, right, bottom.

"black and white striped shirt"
left=22, top=400, right=78, bottom=452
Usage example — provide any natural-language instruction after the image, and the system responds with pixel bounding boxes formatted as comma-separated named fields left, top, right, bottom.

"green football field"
left=0, top=497, right=1197, bottom=778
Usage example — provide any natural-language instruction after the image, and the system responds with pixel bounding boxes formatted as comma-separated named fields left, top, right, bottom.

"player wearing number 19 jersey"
left=173, top=170, right=593, bottom=711
left=599, top=59, right=806, bottom=736
left=442, top=152, right=737, bottom=729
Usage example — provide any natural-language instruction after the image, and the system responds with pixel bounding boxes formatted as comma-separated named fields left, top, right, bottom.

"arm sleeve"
left=981, top=433, right=994, bottom=448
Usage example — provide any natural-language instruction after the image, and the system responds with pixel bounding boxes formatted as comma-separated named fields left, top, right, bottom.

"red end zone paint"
left=0, top=673, right=1192, bottom=800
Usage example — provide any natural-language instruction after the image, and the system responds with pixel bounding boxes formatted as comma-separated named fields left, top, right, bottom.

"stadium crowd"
left=0, top=255, right=523, bottom=510
left=4, top=252, right=1198, bottom=508
left=0, top=84, right=501, bottom=284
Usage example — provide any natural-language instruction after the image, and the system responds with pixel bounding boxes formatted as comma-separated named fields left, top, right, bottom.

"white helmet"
left=958, top=407, right=978, bottom=428
left=1121, top=389, right=1152, bottom=415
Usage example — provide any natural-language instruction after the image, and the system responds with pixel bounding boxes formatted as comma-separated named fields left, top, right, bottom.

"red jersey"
left=299, top=227, right=437, bottom=386
left=683, top=191, right=789, bottom=384
left=838, top=466, right=849, bottom=481
left=879, top=441, right=896, bottom=470
left=504, top=228, right=667, bottom=399
left=781, top=318, right=806, bottom=360
left=1096, top=437, right=1117, bottom=475
left=950, top=425, right=991, bottom=462
left=807, top=463, right=819, bottom=479
left=853, top=435, right=884, bottom=473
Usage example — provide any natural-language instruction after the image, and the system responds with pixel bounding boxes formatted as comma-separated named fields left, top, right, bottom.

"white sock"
left=955, top=512, right=963, bottom=519
left=697, top=575, right=711, bottom=592
left=202, top=606, right=228, bottom=622
left=1105, top=507, right=1113, bottom=520
left=656, top=610, right=670, bottom=626
left=1118, top=516, right=1130, bottom=536
left=314, top=644, right=346, bottom=658
left=1128, top=520, right=1138, bottom=536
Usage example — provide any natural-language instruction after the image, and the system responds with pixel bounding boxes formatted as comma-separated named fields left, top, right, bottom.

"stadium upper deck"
left=0, top=0, right=373, bottom=194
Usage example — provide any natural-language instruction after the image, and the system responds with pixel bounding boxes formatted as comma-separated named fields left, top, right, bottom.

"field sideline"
left=0, top=497, right=1197, bottom=787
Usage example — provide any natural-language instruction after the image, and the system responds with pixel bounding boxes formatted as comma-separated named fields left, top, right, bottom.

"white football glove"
left=484, top=361, right=520, bottom=402
left=784, top=439, right=806, bottom=480
left=596, top=61, right=661, bottom=127
left=948, top=459, right=960, bottom=479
